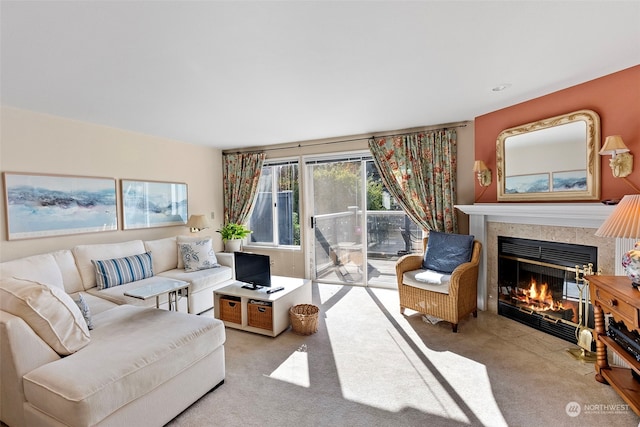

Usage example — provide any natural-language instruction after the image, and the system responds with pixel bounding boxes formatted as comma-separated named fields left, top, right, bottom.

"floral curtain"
left=368, top=129, right=458, bottom=233
left=222, top=152, right=266, bottom=225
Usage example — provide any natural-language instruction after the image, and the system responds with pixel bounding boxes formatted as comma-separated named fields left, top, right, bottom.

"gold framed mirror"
left=496, top=109, right=601, bottom=201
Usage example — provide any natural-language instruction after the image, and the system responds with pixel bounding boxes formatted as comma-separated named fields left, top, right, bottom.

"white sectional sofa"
left=69, top=236, right=236, bottom=314
left=0, top=236, right=235, bottom=427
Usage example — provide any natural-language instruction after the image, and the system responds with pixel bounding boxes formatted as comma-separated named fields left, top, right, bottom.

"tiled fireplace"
left=455, top=203, right=623, bottom=314
left=497, top=235, right=598, bottom=343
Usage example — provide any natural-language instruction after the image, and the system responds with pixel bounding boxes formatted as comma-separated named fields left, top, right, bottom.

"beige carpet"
left=167, top=283, right=639, bottom=427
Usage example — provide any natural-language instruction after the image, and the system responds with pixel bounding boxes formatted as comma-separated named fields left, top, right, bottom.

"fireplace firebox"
left=498, top=236, right=597, bottom=345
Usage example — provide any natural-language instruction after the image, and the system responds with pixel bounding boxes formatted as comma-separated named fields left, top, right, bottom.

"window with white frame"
left=248, top=159, right=300, bottom=247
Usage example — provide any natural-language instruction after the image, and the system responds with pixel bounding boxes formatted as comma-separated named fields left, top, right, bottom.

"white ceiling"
left=2, top=1, right=639, bottom=150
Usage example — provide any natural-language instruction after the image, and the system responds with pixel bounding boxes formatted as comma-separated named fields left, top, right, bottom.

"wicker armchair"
left=396, top=237, right=481, bottom=332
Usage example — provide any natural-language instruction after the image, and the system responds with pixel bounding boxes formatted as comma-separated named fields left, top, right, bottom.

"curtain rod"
left=226, top=123, right=467, bottom=155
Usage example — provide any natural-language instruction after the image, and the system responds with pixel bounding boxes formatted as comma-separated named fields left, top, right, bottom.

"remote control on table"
left=266, top=286, right=284, bottom=294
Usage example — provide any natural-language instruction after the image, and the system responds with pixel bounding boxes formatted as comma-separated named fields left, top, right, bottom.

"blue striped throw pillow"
left=92, top=252, right=154, bottom=290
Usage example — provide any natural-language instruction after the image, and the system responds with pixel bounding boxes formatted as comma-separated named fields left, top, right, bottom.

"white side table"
left=125, top=279, right=190, bottom=312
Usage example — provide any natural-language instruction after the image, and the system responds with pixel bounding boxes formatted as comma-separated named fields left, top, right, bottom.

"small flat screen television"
left=234, top=252, right=271, bottom=289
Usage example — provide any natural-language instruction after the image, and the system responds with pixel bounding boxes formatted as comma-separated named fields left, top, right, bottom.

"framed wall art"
left=3, top=172, right=118, bottom=240
left=121, top=180, right=188, bottom=229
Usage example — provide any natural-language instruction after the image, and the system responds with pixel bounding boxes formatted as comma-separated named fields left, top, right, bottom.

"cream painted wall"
left=0, top=107, right=224, bottom=262
left=0, top=107, right=474, bottom=275
left=239, top=121, right=475, bottom=278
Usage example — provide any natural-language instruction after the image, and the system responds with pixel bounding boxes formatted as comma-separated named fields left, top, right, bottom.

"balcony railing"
left=313, top=210, right=422, bottom=286
left=314, top=209, right=421, bottom=267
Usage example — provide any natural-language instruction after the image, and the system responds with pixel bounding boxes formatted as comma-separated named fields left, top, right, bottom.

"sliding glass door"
left=308, top=158, right=366, bottom=285
left=306, top=154, right=421, bottom=287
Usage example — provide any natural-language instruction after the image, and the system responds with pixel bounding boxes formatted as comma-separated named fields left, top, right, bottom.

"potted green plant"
left=217, top=223, right=252, bottom=252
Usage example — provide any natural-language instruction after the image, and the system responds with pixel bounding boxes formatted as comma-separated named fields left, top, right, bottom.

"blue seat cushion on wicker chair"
left=422, top=231, right=474, bottom=274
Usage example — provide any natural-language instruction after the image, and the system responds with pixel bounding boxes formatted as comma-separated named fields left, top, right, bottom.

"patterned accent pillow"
left=74, top=293, right=94, bottom=330
left=176, top=235, right=211, bottom=269
left=92, top=252, right=154, bottom=290
left=178, top=239, right=220, bottom=272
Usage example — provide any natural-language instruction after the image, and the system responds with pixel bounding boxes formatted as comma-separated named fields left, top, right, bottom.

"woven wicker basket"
left=289, top=304, right=319, bottom=335
left=219, top=297, right=241, bottom=324
left=248, top=302, right=273, bottom=330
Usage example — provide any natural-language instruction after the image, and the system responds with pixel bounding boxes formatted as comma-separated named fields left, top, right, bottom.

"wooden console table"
left=586, top=275, right=640, bottom=415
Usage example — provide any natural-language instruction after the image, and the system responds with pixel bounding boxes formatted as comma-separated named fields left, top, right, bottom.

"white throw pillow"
left=178, top=238, right=220, bottom=272
left=415, top=270, right=451, bottom=285
left=0, top=277, right=91, bottom=355
left=176, top=235, right=212, bottom=269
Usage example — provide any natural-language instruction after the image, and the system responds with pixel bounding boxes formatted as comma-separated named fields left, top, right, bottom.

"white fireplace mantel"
left=455, top=203, right=614, bottom=228
left=455, top=203, right=616, bottom=311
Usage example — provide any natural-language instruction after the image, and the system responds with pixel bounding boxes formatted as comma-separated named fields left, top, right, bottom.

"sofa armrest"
left=215, top=253, right=235, bottom=278
left=1, top=311, right=59, bottom=375
left=1, top=311, right=60, bottom=427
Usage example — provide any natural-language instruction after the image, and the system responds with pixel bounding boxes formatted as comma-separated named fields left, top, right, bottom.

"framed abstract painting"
left=3, top=172, right=118, bottom=240
left=121, top=179, right=188, bottom=229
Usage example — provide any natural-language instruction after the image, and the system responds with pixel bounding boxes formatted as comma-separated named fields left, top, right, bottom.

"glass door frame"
left=303, top=151, right=370, bottom=286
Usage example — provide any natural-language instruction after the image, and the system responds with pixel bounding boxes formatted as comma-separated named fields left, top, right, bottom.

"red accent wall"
left=474, top=65, right=640, bottom=202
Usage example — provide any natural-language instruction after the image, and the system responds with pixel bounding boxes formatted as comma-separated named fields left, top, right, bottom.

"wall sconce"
left=473, top=160, right=492, bottom=187
left=599, top=135, right=633, bottom=178
left=186, top=214, right=210, bottom=233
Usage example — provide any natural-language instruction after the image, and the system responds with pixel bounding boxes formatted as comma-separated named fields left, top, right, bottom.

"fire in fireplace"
left=512, top=279, right=571, bottom=314
left=497, top=236, right=598, bottom=345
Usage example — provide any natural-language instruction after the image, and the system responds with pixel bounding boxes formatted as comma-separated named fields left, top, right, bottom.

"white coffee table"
left=124, top=279, right=190, bottom=312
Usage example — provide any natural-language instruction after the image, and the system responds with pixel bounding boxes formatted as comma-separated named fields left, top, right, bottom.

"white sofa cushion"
left=51, top=249, right=85, bottom=294
left=158, top=265, right=233, bottom=293
left=70, top=292, right=119, bottom=316
left=73, top=240, right=146, bottom=289
left=144, top=236, right=178, bottom=273
left=0, top=277, right=91, bottom=355
left=0, top=253, right=65, bottom=290
left=22, top=305, right=225, bottom=427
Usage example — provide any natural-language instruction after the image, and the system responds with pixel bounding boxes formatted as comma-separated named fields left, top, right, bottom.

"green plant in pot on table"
left=217, top=223, right=251, bottom=252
